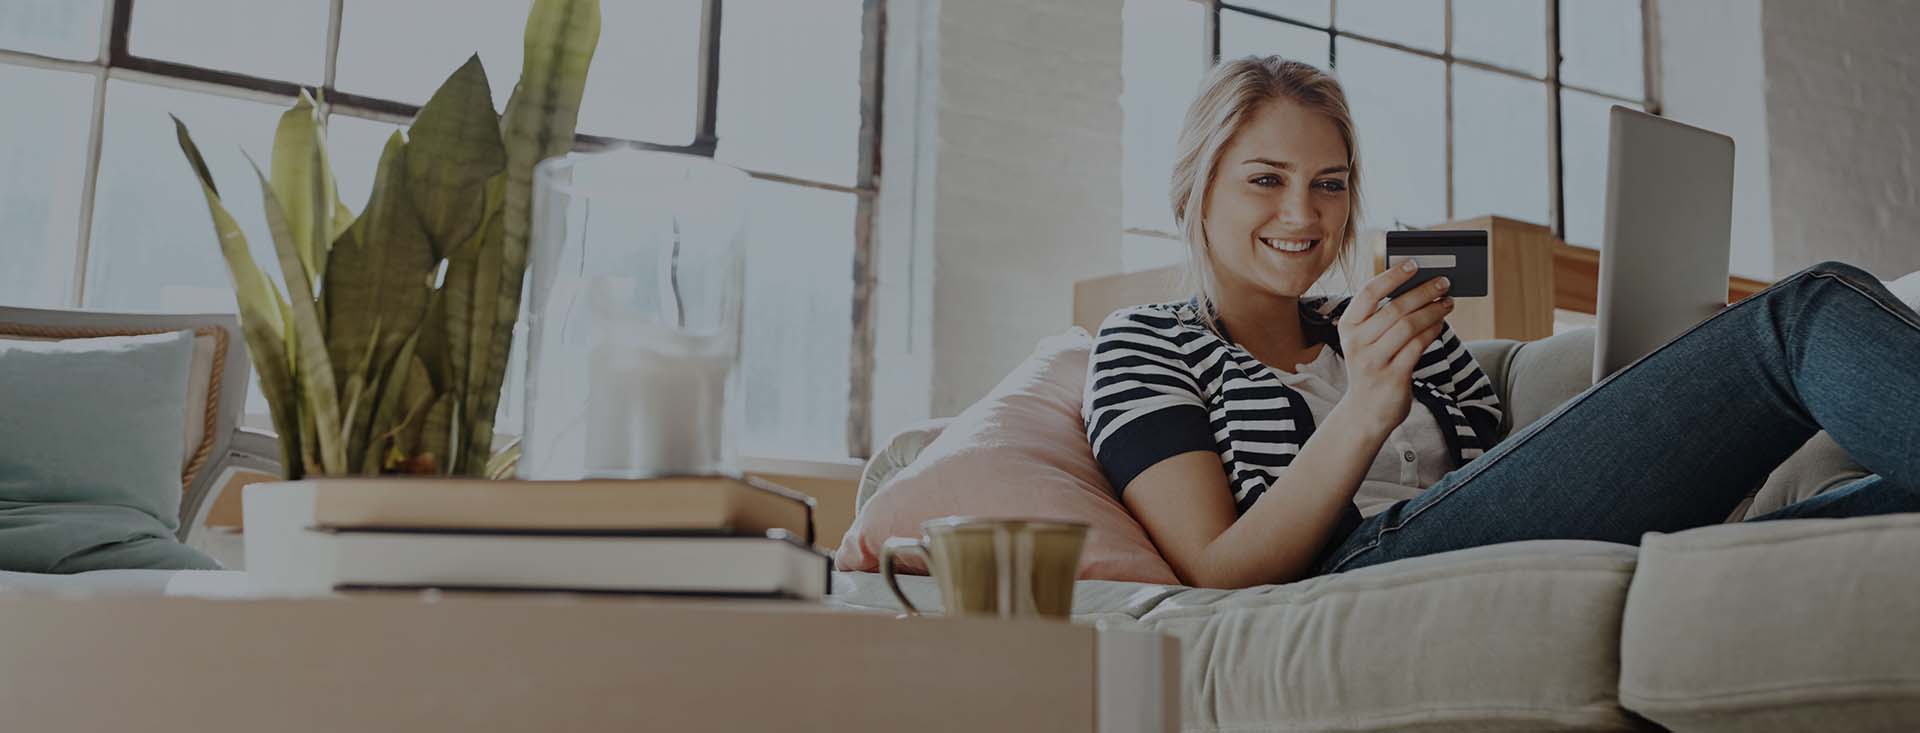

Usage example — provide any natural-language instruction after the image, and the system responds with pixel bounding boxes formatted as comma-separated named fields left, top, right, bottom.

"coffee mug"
left=879, top=517, right=1089, bottom=619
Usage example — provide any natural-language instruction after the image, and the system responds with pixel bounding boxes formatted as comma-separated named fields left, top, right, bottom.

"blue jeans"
left=1314, top=260, right=1920, bottom=576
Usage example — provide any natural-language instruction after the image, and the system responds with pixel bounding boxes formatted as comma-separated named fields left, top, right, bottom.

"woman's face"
left=1201, top=99, right=1352, bottom=302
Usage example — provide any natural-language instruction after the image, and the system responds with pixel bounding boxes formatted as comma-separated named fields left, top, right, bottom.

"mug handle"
left=879, top=536, right=929, bottom=616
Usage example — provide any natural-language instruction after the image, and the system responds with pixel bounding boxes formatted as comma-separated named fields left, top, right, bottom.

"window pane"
left=337, top=0, right=526, bottom=111
left=1334, top=0, right=1443, bottom=52
left=0, top=0, right=105, bottom=61
left=130, top=0, right=327, bottom=84
left=578, top=0, right=702, bottom=144
left=1451, top=67, right=1549, bottom=225
left=1232, top=0, right=1330, bottom=27
left=1220, top=9, right=1330, bottom=68
left=1559, top=0, right=1643, bottom=99
left=336, top=0, right=701, bottom=146
left=87, top=80, right=288, bottom=312
left=1123, top=0, right=1204, bottom=234
left=716, top=0, right=863, bottom=185
left=324, top=114, right=405, bottom=212
left=0, top=65, right=94, bottom=307
left=1452, top=0, right=1547, bottom=76
left=740, top=181, right=853, bottom=458
left=1560, top=90, right=1641, bottom=247
left=1335, top=38, right=1445, bottom=230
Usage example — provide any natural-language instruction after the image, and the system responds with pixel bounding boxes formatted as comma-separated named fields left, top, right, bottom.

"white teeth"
left=1260, top=237, right=1318, bottom=253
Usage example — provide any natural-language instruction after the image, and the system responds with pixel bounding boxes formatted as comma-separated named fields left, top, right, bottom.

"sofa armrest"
left=855, top=417, right=954, bottom=516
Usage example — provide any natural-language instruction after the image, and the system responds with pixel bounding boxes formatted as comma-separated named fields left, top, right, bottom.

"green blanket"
left=0, top=502, right=218, bottom=573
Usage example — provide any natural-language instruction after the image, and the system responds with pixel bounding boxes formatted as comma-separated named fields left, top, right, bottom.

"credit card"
left=1385, top=229, right=1489, bottom=299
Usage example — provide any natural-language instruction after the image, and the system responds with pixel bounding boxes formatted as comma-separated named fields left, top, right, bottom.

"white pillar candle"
left=583, top=319, right=734, bottom=478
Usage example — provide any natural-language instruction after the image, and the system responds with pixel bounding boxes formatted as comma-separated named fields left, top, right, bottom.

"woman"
left=1085, top=56, right=1920, bottom=589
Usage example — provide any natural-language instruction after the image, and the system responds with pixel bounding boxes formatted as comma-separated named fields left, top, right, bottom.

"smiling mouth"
left=1259, top=237, right=1319, bottom=254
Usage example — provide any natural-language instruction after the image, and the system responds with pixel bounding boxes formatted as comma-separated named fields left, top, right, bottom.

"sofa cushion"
left=835, top=328, right=1181, bottom=585
left=1497, top=327, right=1595, bottom=437
left=1619, top=514, right=1920, bottom=732
left=1740, top=431, right=1871, bottom=519
left=856, top=417, right=951, bottom=514
left=836, top=539, right=1645, bottom=732
left=0, top=325, right=228, bottom=502
left=0, top=331, right=219, bottom=572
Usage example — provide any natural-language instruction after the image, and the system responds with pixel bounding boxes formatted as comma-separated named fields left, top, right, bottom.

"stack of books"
left=243, top=475, right=827, bottom=600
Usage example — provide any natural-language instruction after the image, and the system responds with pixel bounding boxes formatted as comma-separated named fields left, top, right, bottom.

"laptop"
left=1592, top=106, right=1737, bottom=383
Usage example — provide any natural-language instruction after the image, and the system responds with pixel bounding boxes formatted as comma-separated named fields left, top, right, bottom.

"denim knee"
left=1769, top=260, right=1881, bottom=302
left=1775, top=258, right=1920, bottom=327
left=1798, top=260, right=1879, bottom=289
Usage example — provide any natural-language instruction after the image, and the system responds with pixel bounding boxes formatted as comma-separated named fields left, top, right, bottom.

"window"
left=1121, top=0, right=1657, bottom=266
left=0, top=0, right=882, bottom=460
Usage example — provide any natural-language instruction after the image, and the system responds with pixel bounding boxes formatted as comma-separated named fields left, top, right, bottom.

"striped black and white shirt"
left=1083, top=297, right=1503, bottom=515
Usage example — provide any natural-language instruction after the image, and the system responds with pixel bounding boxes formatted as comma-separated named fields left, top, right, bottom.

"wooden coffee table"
left=0, top=592, right=1178, bottom=732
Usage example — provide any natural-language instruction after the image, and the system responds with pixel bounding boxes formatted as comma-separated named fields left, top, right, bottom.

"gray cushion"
left=1741, top=431, right=1871, bottom=519
left=0, top=332, right=218, bottom=572
left=1472, top=328, right=1595, bottom=439
left=834, top=539, right=1647, bottom=732
left=1619, top=514, right=1920, bottom=732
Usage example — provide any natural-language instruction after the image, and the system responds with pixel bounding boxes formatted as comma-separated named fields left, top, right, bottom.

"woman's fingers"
left=1390, top=306, right=1450, bottom=371
left=1350, top=276, right=1454, bottom=347
left=1341, top=260, right=1425, bottom=324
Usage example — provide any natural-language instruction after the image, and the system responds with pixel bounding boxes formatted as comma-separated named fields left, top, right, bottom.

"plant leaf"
left=251, top=156, right=347, bottom=474
left=478, top=0, right=600, bottom=474
left=407, top=54, right=507, bottom=260
left=457, top=202, right=504, bottom=475
left=324, top=132, right=435, bottom=406
left=363, top=326, right=424, bottom=473
left=174, top=116, right=304, bottom=477
left=340, top=320, right=383, bottom=469
left=300, top=397, right=321, bottom=476
left=417, top=394, right=455, bottom=475
left=269, top=91, right=334, bottom=292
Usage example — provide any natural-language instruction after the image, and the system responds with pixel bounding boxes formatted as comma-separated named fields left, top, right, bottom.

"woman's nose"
left=1276, top=188, right=1317, bottom=226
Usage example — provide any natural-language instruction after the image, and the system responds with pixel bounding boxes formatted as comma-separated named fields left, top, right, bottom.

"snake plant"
left=174, top=0, right=600, bottom=478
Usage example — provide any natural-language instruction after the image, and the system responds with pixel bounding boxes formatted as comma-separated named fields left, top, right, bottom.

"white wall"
left=871, top=0, right=1125, bottom=445
left=1657, top=0, right=1775, bottom=280
left=1760, top=0, right=1920, bottom=278
left=872, top=0, right=1920, bottom=447
left=1653, top=0, right=1920, bottom=280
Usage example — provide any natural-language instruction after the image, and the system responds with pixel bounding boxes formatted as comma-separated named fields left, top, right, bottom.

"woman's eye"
left=1251, top=175, right=1281, bottom=187
left=1315, top=180, right=1348, bottom=193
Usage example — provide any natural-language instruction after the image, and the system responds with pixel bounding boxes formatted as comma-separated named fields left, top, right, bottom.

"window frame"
left=1161, top=0, right=1662, bottom=242
left=0, top=0, right=885, bottom=460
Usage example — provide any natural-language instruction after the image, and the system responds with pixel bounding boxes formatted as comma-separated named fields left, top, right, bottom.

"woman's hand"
left=1336, top=260, right=1455, bottom=436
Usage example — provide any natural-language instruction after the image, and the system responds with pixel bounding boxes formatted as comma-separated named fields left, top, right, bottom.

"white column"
left=872, top=0, right=1127, bottom=449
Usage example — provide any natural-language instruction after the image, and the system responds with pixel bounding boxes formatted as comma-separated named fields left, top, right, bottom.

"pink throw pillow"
left=835, top=329, right=1182, bottom=585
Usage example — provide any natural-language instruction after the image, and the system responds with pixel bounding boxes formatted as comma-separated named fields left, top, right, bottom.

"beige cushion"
left=836, top=329, right=1182, bottom=584
left=1619, top=514, right=1920, bottom=732
left=834, top=539, right=1645, bottom=731
left=1740, top=431, right=1872, bottom=519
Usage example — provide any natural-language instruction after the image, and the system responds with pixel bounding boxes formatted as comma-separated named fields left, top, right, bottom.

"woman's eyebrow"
left=1241, top=158, right=1350, bottom=175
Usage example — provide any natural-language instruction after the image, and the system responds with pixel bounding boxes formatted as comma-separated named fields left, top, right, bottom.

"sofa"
left=0, top=306, right=269, bottom=575
left=832, top=326, right=1920, bottom=732
left=4, top=314, right=1915, bottom=731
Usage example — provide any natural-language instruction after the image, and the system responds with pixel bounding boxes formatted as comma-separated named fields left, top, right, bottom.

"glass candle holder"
left=519, top=149, right=748, bottom=480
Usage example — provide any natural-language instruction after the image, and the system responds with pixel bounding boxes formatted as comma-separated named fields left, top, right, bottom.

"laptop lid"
left=1593, top=106, right=1736, bottom=383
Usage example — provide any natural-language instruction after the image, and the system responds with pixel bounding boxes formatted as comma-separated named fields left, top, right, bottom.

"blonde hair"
left=1169, top=55, right=1363, bottom=332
